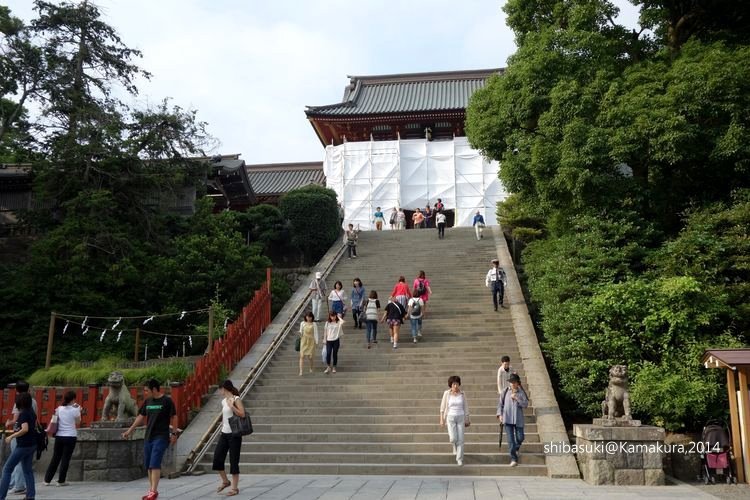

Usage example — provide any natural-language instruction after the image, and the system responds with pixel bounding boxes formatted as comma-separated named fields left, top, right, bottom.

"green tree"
left=279, top=185, right=339, bottom=265
left=466, top=0, right=750, bottom=230
left=236, top=204, right=292, bottom=262
left=151, top=198, right=271, bottom=314
left=0, top=3, right=266, bottom=386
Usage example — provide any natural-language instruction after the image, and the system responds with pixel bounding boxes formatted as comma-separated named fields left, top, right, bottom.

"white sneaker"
left=457, top=459, right=463, bottom=466
left=324, top=367, right=331, bottom=374
left=43, top=482, right=51, bottom=486
left=413, top=338, right=417, bottom=343
left=417, top=332, right=422, bottom=338
left=510, top=460, right=518, bottom=467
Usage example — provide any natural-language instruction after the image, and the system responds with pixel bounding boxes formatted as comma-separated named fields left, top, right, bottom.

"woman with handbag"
left=298, top=312, right=319, bottom=376
left=43, top=390, right=81, bottom=486
left=212, top=380, right=246, bottom=497
left=328, top=281, right=347, bottom=316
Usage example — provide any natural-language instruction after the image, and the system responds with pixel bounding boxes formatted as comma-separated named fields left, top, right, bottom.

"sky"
left=5, top=0, right=640, bottom=165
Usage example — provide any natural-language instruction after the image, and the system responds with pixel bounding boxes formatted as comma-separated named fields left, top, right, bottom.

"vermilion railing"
left=1, top=269, right=272, bottom=430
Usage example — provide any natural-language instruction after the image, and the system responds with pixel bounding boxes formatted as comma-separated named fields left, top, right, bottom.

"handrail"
left=183, top=243, right=347, bottom=473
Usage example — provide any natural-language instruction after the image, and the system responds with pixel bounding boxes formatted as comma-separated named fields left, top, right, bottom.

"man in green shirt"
left=122, top=379, right=178, bottom=500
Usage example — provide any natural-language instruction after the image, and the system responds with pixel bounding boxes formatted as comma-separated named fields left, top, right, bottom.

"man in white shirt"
left=485, top=258, right=507, bottom=311
left=308, top=272, right=327, bottom=321
left=497, top=356, right=516, bottom=394
left=436, top=211, right=447, bottom=239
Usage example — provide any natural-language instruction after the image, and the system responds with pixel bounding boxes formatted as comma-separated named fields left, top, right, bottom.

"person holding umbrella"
left=497, top=373, right=528, bottom=467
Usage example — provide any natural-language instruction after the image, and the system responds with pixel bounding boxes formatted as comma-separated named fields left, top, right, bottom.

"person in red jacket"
left=390, top=276, right=411, bottom=309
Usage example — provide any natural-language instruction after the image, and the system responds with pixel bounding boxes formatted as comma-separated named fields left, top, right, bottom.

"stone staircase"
left=195, top=226, right=547, bottom=476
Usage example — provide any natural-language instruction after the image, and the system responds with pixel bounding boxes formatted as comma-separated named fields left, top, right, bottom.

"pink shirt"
left=413, top=278, right=430, bottom=300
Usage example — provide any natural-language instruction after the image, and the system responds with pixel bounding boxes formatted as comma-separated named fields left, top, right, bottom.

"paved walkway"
left=24, top=474, right=718, bottom=499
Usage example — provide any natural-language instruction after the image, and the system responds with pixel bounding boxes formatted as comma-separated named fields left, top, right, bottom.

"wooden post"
left=737, top=367, right=750, bottom=483
left=45, top=312, right=56, bottom=369
left=207, top=305, right=214, bottom=354
left=727, top=369, right=745, bottom=483
left=134, top=328, right=140, bottom=362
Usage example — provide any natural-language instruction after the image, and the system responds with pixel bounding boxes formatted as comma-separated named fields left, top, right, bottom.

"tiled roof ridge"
left=246, top=161, right=323, bottom=171
left=346, top=67, right=503, bottom=84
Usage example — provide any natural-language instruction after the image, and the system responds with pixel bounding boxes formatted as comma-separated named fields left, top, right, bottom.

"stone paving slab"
left=26, top=473, right=718, bottom=499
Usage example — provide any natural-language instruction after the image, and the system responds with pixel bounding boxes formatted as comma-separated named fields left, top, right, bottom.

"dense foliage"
left=467, top=0, right=750, bottom=430
left=0, top=2, right=300, bottom=386
left=279, top=185, right=341, bottom=265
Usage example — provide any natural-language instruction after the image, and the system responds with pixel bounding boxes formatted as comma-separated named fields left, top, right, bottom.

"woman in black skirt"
left=213, top=380, right=245, bottom=496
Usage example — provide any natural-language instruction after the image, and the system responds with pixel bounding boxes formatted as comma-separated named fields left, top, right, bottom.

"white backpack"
left=365, top=298, right=379, bottom=321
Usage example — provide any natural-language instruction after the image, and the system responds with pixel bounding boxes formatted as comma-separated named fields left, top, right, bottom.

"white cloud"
left=6, top=0, right=515, bottom=163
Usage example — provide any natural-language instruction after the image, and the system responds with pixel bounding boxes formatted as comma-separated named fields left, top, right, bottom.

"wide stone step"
left=195, top=462, right=547, bottom=476
left=250, top=384, right=516, bottom=396
left=250, top=423, right=539, bottom=434
left=247, top=413, right=537, bottom=424
left=236, top=441, right=545, bottom=455
left=256, top=376, right=524, bottom=386
left=202, top=451, right=545, bottom=466
left=244, top=431, right=539, bottom=444
left=247, top=398, right=519, bottom=408
left=254, top=380, right=516, bottom=392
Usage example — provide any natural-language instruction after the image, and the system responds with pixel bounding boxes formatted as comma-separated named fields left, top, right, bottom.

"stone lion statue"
left=601, top=365, right=632, bottom=420
left=102, top=371, right=138, bottom=422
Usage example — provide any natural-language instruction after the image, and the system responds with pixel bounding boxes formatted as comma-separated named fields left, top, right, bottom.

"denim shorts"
left=144, top=437, right=169, bottom=470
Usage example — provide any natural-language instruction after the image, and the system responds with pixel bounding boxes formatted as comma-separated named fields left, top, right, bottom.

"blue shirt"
left=497, top=386, right=528, bottom=427
left=373, top=211, right=384, bottom=220
left=351, top=286, right=367, bottom=308
left=473, top=214, right=485, bottom=226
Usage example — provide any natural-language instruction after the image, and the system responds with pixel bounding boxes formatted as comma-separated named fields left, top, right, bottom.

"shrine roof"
left=245, top=162, right=325, bottom=195
left=702, top=349, right=750, bottom=369
left=305, top=68, right=503, bottom=117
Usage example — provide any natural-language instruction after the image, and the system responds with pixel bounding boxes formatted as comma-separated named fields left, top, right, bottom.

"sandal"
left=226, top=489, right=240, bottom=496
left=216, top=481, right=231, bottom=493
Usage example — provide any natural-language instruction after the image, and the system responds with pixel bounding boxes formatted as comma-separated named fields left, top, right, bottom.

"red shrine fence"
left=1, top=269, right=272, bottom=430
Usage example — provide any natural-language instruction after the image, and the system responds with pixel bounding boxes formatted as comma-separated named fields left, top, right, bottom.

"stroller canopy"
left=703, top=423, right=731, bottom=450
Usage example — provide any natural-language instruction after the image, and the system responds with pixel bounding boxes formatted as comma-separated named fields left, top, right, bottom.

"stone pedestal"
left=574, top=423, right=666, bottom=486
left=65, top=427, right=146, bottom=481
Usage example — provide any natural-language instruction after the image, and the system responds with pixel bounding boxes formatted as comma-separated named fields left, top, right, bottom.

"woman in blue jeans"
left=496, top=373, right=529, bottom=467
left=0, top=392, right=36, bottom=500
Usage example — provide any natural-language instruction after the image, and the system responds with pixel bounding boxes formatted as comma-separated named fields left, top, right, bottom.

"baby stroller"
left=701, top=419, right=737, bottom=484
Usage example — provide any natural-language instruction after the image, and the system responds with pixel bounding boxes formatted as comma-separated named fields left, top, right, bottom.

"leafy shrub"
left=28, top=357, right=192, bottom=386
left=279, top=185, right=340, bottom=264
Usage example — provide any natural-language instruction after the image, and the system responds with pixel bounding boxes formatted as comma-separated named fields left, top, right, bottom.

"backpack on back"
left=415, top=279, right=426, bottom=297
left=365, top=299, right=379, bottom=321
left=35, top=420, right=48, bottom=459
left=410, top=299, right=422, bottom=317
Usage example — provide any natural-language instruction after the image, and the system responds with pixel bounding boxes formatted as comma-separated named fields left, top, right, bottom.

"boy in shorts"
left=122, top=379, right=178, bottom=500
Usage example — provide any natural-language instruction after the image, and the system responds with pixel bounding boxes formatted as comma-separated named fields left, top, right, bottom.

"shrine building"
left=305, top=68, right=507, bottom=228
